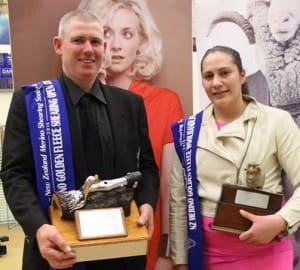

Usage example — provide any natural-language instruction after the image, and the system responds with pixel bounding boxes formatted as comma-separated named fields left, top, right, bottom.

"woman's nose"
left=212, top=75, right=222, bottom=87
left=110, top=36, right=121, bottom=51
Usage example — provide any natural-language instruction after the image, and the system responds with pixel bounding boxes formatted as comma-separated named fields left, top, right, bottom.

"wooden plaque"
left=211, top=183, right=283, bottom=234
left=49, top=201, right=149, bottom=262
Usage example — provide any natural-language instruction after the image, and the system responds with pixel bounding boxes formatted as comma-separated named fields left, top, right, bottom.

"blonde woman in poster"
left=78, top=1, right=184, bottom=270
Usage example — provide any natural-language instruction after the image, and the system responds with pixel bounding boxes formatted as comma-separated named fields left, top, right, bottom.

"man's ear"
left=53, top=36, right=62, bottom=55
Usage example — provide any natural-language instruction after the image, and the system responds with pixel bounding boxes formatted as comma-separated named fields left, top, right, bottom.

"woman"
left=77, top=1, right=184, bottom=270
left=170, top=46, right=300, bottom=269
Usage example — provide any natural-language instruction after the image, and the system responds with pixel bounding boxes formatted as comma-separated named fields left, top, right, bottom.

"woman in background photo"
left=78, top=1, right=184, bottom=270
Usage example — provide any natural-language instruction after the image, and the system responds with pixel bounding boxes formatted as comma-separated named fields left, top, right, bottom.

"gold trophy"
left=211, top=164, right=283, bottom=234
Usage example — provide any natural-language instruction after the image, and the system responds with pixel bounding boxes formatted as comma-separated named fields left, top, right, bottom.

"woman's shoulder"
left=258, top=102, right=291, bottom=117
left=246, top=96, right=291, bottom=119
left=253, top=101, right=296, bottom=128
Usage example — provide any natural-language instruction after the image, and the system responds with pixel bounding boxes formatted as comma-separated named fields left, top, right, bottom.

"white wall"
left=0, top=91, right=12, bottom=125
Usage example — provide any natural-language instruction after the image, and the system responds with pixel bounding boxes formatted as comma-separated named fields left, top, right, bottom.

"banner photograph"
left=0, top=0, right=12, bottom=90
left=8, top=0, right=192, bottom=115
left=193, top=0, right=300, bottom=128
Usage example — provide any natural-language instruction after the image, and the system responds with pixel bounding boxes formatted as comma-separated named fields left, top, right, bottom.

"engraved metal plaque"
left=235, top=189, right=269, bottom=209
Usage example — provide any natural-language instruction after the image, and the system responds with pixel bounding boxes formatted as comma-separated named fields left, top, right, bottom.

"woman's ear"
left=53, top=36, right=62, bottom=55
left=240, top=69, right=246, bottom=84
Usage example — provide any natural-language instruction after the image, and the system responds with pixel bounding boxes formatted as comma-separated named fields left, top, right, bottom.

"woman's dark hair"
left=200, top=45, right=249, bottom=94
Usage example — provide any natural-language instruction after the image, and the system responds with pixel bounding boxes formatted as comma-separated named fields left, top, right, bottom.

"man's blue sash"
left=23, top=79, right=85, bottom=270
left=24, top=79, right=75, bottom=214
left=171, top=111, right=204, bottom=270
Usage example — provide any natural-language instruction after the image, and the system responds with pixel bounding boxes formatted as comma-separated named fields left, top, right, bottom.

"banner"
left=0, top=0, right=12, bottom=90
left=8, top=0, right=192, bottom=114
left=193, top=0, right=300, bottom=128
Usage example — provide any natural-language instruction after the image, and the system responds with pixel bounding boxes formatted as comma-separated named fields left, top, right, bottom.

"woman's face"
left=201, top=51, right=246, bottom=110
left=104, top=8, right=142, bottom=77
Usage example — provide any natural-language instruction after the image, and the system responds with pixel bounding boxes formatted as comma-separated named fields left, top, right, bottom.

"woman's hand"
left=154, top=257, right=173, bottom=270
left=239, top=210, right=287, bottom=244
left=173, top=264, right=188, bottom=270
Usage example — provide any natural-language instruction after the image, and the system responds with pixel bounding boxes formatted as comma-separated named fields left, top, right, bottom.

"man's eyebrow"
left=70, top=35, right=103, bottom=41
left=91, top=37, right=104, bottom=43
left=71, top=35, right=85, bottom=39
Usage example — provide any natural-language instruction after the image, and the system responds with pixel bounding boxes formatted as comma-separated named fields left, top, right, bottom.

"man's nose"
left=83, top=41, right=93, bottom=52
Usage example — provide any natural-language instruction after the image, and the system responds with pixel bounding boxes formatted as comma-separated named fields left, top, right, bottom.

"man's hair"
left=58, top=9, right=103, bottom=39
left=78, top=0, right=163, bottom=80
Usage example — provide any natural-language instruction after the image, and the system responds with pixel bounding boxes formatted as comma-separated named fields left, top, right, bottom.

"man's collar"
left=62, top=73, right=107, bottom=106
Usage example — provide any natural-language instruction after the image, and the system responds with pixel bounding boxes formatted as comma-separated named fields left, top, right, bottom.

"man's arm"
left=1, top=89, right=48, bottom=237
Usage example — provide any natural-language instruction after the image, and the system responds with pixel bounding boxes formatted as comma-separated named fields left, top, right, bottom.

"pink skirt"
left=202, top=216, right=293, bottom=270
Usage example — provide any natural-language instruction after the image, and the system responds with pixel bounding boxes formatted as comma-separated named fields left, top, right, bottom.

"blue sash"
left=171, top=111, right=204, bottom=270
left=23, top=79, right=85, bottom=270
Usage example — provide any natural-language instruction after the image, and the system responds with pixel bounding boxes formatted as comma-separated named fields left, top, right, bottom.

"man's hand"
left=36, top=224, right=76, bottom=269
left=239, top=210, right=287, bottom=244
left=137, top=203, right=154, bottom=237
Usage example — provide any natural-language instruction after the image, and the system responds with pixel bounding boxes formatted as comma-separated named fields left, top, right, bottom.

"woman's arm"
left=155, top=143, right=174, bottom=270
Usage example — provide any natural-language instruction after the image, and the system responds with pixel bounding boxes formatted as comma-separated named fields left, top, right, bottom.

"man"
left=0, top=9, right=159, bottom=270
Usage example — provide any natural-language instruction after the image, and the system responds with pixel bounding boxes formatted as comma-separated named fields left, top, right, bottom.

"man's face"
left=53, top=18, right=105, bottom=87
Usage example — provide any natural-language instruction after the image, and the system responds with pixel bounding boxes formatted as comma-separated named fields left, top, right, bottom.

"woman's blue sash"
left=23, top=79, right=85, bottom=270
left=172, top=111, right=204, bottom=270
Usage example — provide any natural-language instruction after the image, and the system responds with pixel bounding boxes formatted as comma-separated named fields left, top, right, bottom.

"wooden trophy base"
left=49, top=201, right=149, bottom=262
left=211, top=184, right=283, bottom=234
